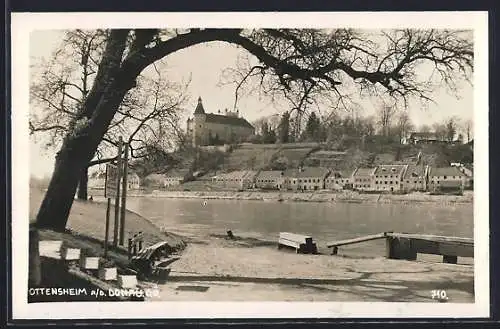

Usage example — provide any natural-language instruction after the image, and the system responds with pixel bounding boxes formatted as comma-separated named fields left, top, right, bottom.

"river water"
left=123, top=197, right=473, bottom=258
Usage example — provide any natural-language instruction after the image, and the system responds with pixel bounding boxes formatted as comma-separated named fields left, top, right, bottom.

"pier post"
left=443, top=255, right=458, bottom=264
left=385, top=237, right=417, bottom=260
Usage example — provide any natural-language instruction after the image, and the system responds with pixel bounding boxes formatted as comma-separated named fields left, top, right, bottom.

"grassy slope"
left=30, top=187, right=185, bottom=255
left=222, top=142, right=471, bottom=173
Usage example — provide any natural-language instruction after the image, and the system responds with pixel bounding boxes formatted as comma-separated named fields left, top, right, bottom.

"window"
left=390, top=181, right=393, bottom=184
left=385, top=181, right=388, bottom=184
left=414, top=181, right=417, bottom=184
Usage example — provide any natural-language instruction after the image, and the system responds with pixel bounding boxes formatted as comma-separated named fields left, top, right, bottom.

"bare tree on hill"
left=433, top=123, right=448, bottom=141
left=33, top=28, right=473, bottom=231
left=377, top=105, right=397, bottom=136
left=395, top=111, right=414, bottom=143
left=444, top=116, right=460, bottom=142
left=462, top=118, right=473, bottom=143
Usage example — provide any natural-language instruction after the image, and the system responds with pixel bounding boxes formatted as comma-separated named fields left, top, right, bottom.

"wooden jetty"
left=327, top=232, right=389, bottom=256
left=327, top=232, right=473, bottom=264
left=278, top=232, right=318, bottom=254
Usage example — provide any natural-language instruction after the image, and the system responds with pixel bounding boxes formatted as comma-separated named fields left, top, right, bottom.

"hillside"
left=139, top=140, right=473, bottom=180
left=223, top=144, right=281, bottom=171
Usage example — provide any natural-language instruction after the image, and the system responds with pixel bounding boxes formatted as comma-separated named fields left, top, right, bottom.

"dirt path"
left=161, top=236, right=474, bottom=302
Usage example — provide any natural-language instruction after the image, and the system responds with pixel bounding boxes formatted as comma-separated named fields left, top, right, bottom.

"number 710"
left=431, top=290, right=448, bottom=300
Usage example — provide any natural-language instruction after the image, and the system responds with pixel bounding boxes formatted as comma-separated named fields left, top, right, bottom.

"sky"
left=29, top=29, right=474, bottom=178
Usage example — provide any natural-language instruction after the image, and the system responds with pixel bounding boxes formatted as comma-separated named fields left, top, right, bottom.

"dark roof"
left=338, top=169, right=355, bottom=178
left=205, top=113, right=254, bottom=129
left=374, top=164, right=407, bottom=176
left=353, top=168, right=376, bottom=177
left=328, top=169, right=356, bottom=178
left=256, top=170, right=284, bottom=179
left=194, top=97, right=205, bottom=114
left=410, top=132, right=438, bottom=139
left=214, top=170, right=258, bottom=180
left=429, top=167, right=465, bottom=177
left=284, top=167, right=330, bottom=178
left=403, top=164, right=426, bottom=179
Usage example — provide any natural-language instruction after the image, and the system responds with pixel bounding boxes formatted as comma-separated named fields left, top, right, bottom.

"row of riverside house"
left=210, top=163, right=471, bottom=193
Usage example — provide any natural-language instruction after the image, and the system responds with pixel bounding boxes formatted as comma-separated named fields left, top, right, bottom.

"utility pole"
left=119, top=142, right=129, bottom=246
left=113, top=137, right=123, bottom=247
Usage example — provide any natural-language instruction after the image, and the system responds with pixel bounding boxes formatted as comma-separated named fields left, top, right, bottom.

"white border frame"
left=11, top=11, right=489, bottom=319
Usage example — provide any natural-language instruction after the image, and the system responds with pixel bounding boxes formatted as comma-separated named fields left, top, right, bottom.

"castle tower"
left=194, top=96, right=205, bottom=115
left=192, top=97, right=207, bottom=146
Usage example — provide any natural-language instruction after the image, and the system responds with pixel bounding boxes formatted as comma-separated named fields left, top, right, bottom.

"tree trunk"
left=77, top=166, right=88, bottom=200
left=34, top=138, right=92, bottom=231
left=34, top=30, right=133, bottom=231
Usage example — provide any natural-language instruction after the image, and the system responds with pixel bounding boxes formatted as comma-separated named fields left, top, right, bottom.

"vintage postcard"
left=11, top=11, right=489, bottom=319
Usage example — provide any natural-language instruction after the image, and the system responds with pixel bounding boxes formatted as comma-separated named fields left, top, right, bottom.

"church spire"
left=194, top=96, right=205, bottom=114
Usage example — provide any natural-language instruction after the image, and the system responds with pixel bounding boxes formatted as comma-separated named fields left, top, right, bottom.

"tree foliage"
left=303, top=112, right=321, bottom=142
left=261, top=121, right=277, bottom=144
left=277, top=111, right=290, bottom=143
left=444, top=116, right=460, bottom=142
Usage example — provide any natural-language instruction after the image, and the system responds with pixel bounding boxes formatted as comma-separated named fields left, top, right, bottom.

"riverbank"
left=151, top=232, right=474, bottom=302
left=91, top=188, right=473, bottom=205
left=30, top=187, right=474, bottom=302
